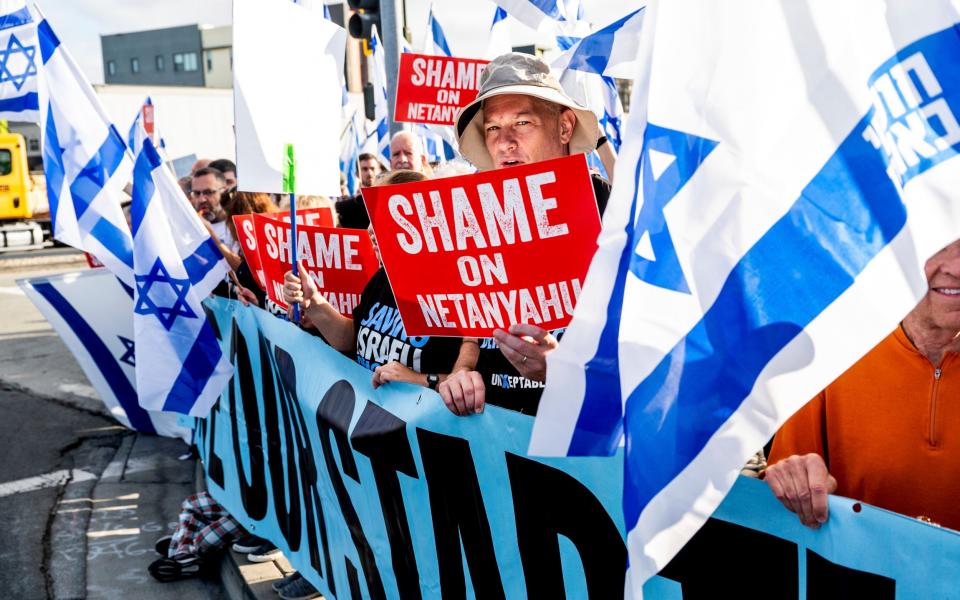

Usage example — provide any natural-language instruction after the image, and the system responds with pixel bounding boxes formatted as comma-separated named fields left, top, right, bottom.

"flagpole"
left=283, top=143, right=300, bottom=324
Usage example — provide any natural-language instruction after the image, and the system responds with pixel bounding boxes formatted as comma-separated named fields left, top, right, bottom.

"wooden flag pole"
left=283, top=143, right=300, bottom=323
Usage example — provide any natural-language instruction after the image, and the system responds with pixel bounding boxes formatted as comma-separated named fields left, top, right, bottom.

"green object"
left=282, top=143, right=296, bottom=194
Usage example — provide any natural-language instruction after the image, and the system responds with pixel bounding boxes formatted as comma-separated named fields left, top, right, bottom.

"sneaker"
left=272, top=571, right=302, bottom=592
left=148, top=554, right=204, bottom=582
left=154, top=535, right=172, bottom=557
left=247, top=542, right=282, bottom=563
left=231, top=534, right=269, bottom=554
left=278, top=574, right=321, bottom=600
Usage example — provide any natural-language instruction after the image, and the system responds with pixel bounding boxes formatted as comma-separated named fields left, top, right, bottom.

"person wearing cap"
left=438, top=52, right=613, bottom=417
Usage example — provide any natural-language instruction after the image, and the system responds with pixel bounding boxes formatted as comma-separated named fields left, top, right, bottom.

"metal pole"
left=379, top=0, right=403, bottom=134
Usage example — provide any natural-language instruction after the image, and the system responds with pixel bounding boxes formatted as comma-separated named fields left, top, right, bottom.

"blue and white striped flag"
left=130, top=137, right=232, bottom=417
left=128, top=96, right=167, bottom=160
left=529, top=1, right=960, bottom=595
left=18, top=269, right=191, bottom=441
left=364, top=26, right=390, bottom=166
left=38, top=17, right=135, bottom=288
left=551, top=7, right=645, bottom=79
left=423, top=3, right=452, bottom=57
left=340, top=110, right=362, bottom=195
left=490, top=0, right=571, bottom=31
left=485, top=6, right=512, bottom=59
left=0, top=1, right=39, bottom=122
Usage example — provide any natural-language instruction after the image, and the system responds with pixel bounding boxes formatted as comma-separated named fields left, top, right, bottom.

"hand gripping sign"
left=234, top=207, right=336, bottom=290
left=252, top=213, right=379, bottom=317
left=394, top=53, right=489, bottom=126
left=364, top=154, right=601, bottom=337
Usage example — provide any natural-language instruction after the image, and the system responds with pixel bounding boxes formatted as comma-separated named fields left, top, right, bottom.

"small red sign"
left=394, top=53, right=489, bottom=126
left=233, top=214, right=265, bottom=289
left=363, top=154, right=601, bottom=337
left=252, top=213, right=379, bottom=317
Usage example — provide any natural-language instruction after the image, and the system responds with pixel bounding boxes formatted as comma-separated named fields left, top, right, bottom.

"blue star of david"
left=118, top=336, right=136, bottom=367
left=0, top=33, right=37, bottom=91
left=134, top=258, right=197, bottom=331
left=628, top=124, right=719, bottom=294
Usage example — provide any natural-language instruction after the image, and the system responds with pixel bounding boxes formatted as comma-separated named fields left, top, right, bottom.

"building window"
left=28, top=138, right=39, bottom=152
left=206, top=51, right=213, bottom=72
left=173, top=52, right=198, bottom=72
left=155, top=55, right=164, bottom=71
left=106, top=60, right=116, bottom=76
left=130, top=57, right=140, bottom=74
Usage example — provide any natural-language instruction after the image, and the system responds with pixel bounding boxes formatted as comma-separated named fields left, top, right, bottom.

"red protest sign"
left=394, top=53, right=488, bottom=126
left=252, top=213, right=379, bottom=317
left=274, top=206, right=335, bottom=228
left=233, top=214, right=266, bottom=289
left=363, top=154, right=600, bottom=337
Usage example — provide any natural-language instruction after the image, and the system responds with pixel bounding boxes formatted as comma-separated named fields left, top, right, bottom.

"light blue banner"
left=198, top=298, right=960, bottom=599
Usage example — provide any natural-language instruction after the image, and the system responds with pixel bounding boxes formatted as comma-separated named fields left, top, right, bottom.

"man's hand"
left=438, top=370, right=485, bottom=416
left=492, top=323, right=558, bottom=382
left=764, top=453, right=838, bottom=529
left=282, top=261, right=322, bottom=320
left=372, top=361, right=424, bottom=389
left=234, top=285, right=258, bottom=307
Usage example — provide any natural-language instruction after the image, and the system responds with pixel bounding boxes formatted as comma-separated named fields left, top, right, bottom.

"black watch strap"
left=426, top=374, right=440, bottom=390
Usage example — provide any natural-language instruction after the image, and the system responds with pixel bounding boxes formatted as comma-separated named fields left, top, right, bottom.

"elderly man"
left=765, top=239, right=960, bottom=530
left=439, top=52, right=612, bottom=417
left=389, top=131, right=431, bottom=174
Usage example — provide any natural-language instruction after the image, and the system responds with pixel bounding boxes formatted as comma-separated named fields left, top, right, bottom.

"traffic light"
left=348, top=0, right=381, bottom=41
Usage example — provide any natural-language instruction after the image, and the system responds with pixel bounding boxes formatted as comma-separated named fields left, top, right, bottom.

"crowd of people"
left=146, top=52, right=960, bottom=597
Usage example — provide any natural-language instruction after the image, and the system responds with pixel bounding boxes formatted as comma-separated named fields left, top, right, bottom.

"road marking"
left=0, top=468, right=97, bottom=499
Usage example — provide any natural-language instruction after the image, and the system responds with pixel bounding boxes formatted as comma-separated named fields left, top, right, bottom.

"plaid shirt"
left=168, top=491, right=243, bottom=558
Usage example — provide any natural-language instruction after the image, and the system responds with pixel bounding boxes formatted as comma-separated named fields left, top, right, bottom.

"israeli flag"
left=415, top=122, right=457, bottom=163
left=340, top=110, right=362, bottom=195
left=127, top=96, right=167, bottom=160
left=38, top=17, right=135, bottom=288
left=364, top=26, right=390, bottom=166
left=0, top=1, right=38, bottom=122
left=529, top=1, right=960, bottom=595
left=490, top=0, right=573, bottom=31
left=18, top=269, right=191, bottom=441
left=423, top=3, right=452, bottom=57
left=131, top=137, right=232, bottom=417
left=551, top=7, right=646, bottom=79
left=486, top=6, right=512, bottom=60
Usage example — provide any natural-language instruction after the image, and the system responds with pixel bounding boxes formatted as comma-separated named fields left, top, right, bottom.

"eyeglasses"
left=190, top=188, right=222, bottom=198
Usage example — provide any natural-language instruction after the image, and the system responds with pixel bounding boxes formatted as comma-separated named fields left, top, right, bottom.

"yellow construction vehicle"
left=0, top=131, right=46, bottom=249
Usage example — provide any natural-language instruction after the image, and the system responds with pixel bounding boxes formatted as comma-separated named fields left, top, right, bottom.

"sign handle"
left=283, top=143, right=300, bottom=324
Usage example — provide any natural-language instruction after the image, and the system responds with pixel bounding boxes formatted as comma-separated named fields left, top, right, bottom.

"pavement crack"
left=40, top=460, right=74, bottom=600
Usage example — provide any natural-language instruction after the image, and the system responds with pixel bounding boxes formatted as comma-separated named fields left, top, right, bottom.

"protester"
left=439, top=52, right=611, bottom=416
left=191, top=167, right=235, bottom=249
left=281, top=170, right=477, bottom=394
left=765, top=239, right=960, bottom=530
left=178, top=176, right=194, bottom=206
left=148, top=491, right=243, bottom=582
left=358, top=152, right=382, bottom=187
left=209, top=158, right=238, bottom=188
left=389, top=131, right=432, bottom=175
left=190, top=158, right=212, bottom=174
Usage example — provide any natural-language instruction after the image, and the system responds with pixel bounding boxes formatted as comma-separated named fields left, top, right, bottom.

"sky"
left=37, top=0, right=632, bottom=85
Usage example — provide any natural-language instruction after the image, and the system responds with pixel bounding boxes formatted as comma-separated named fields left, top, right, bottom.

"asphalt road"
left=0, top=386, right=125, bottom=599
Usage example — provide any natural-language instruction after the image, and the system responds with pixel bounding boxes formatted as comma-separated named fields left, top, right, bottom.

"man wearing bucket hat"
left=438, top=52, right=613, bottom=417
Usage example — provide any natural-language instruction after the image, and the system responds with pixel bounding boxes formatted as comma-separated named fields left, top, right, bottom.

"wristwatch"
left=426, top=374, right=440, bottom=390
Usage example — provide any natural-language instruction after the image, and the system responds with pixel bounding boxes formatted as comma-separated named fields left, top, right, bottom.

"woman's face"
left=367, top=224, right=380, bottom=264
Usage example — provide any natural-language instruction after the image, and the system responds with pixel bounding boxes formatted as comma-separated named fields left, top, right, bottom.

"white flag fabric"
left=233, top=0, right=345, bottom=196
left=490, top=0, right=572, bottom=31
left=423, top=3, right=453, bottom=57
left=364, top=26, right=390, bottom=166
left=529, top=1, right=960, bottom=596
left=130, top=137, right=232, bottom=417
left=485, top=6, right=512, bottom=60
left=18, top=269, right=191, bottom=441
left=127, top=96, right=167, bottom=161
left=37, top=16, right=135, bottom=288
left=0, top=1, right=39, bottom=122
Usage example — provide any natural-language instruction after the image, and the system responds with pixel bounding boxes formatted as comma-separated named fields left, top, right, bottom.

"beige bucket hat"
left=454, top=52, right=602, bottom=170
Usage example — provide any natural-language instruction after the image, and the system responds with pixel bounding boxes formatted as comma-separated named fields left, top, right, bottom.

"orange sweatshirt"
left=769, top=326, right=960, bottom=531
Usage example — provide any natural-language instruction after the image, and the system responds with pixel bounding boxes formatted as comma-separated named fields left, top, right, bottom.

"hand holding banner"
left=364, top=154, right=601, bottom=337
left=252, top=213, right=379, bottom=316
left=394, top=53, right=489, bottom=126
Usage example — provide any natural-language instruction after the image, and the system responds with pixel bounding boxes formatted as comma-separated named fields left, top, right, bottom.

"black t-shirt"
left=335, top=193, right=371, bottom=230
left=353, top=268, right=461, bottom=374
left=478, top=173, right=611, bottom=415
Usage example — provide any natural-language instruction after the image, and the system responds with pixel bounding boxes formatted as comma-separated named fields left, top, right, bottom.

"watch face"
left=428, top=374, right=439, bottom=389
